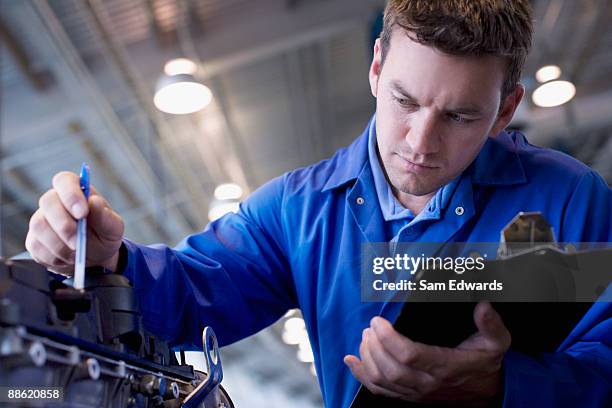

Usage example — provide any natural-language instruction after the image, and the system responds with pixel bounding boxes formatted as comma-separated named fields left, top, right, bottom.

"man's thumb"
left=473, top=302, right=511, bottom=349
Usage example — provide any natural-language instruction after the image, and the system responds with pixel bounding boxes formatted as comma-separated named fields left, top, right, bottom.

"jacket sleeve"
left=503, top=170, right=612, bottom=407
left=121, top=175, right=297, bottom=349
left=502, top=300, right=611, bottom=407
left=559, top=170, right=612, bottom=243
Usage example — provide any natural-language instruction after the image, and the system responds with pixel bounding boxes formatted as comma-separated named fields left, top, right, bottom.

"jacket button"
left=356, top=197, right=365, bottom=205
left=455, top=206, right=465, bottom=216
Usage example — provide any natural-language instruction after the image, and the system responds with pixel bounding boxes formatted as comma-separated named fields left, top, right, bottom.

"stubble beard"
left=388, top=166, right=442, bottom=197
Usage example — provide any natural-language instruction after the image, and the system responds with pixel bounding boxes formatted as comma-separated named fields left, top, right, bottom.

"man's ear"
left=490, top=84, right=525, bottom=136
left=369, top=38, right=382, bottom=98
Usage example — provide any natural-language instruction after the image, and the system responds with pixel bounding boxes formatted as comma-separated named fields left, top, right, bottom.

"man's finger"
left=87, top=195, right=124, bottom=241
left=25, top=233, right=69, bottom=268
left=366, top=383, right=407, bottom=399
left=370, top=316, right=443, bottom=372
left=39, top=190, right=78, bottom=250
left=32, top=216, right=75, bottom=264
left=344, top=355, right=408, bottom=400
left=367, top=323, right=432, bottom=393
left=359, top=329, right=387, bottom=387
left=344, top=354, right=368, bottom=385
left=89, top=184, right=100, bottom=197
left=52, top=171, right=88, bottom=219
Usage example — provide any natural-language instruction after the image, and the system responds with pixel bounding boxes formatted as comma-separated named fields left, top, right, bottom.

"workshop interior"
left=1, top=0, right=612, bottom=407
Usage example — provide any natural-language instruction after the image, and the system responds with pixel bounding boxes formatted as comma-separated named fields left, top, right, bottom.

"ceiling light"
left=164, top=58, right=198, bottom=76
left=532, top=80, right=576, bottom=108
left=208, top=199, right=240, bottom=222
left=282, top=328, right=307, bottom=345
left=297, top=340, right=314, bottom=363
left=282, top=317, right=307, bottom=345
left=284, top=317, right=305, bottom=332
left=283, top=309, right=299, bottom=318
left=154, top=73, right=212, bottom=115
left=535, top=65, right=561, bottom=83
left=214, top=183, right=243, bottom=201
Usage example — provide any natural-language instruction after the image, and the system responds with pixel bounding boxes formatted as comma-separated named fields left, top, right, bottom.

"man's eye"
left=395, top=97, right=417, bottom=108
left=448, top=113, right=471, bottom=124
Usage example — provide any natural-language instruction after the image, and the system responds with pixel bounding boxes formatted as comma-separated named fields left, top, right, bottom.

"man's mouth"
left=396, top=154, right=439, bottom=173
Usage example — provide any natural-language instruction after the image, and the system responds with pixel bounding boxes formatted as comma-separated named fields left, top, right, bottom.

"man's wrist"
left=472, top=367, right=504, bottom=407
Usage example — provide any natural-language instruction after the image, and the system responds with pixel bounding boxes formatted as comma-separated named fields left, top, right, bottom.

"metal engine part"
left=0, top=259, right=234, bottom=408
left=498, top=211, right=557, bottom=257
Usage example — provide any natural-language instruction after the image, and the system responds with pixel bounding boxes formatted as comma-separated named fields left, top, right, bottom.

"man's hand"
left=25, top=171, right=125, bottom=276
left=344, top=301, right=511, bottom=404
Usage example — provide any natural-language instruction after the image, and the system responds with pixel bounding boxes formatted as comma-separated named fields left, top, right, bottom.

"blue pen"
left=73, top=163, right=90, bottom=290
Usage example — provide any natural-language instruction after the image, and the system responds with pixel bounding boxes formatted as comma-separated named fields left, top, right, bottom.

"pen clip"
left=80, top=163, right=90, bottom=200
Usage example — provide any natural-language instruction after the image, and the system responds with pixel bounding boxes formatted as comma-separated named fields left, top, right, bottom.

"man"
left=25, top=1, right=611, bottom=407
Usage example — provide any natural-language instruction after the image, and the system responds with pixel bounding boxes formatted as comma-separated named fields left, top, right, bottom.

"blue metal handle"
left=182, top=326, right=224, bottom=408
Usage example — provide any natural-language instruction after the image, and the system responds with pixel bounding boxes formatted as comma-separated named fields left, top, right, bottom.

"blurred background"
left=1, top=0, right=611, bottom=406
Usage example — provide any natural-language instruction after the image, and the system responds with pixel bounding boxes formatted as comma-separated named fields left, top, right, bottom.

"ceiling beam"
left=123, top=0, right=382, bottom=82
left=144, top=0, right=177, bottom=49
left=0, top=15, right=54, bottom=91
left=567, top=0, right=610, bottom=84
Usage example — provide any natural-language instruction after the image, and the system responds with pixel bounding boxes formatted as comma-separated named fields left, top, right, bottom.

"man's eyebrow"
left=390, top=80, right=483, bottom=115
left=446, top=106, right=483, bottom=115
left=390, top=81, right=417, bottom=101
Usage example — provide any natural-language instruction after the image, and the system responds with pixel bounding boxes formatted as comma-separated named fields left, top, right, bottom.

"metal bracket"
left=182, top=327, right=223, bottom=408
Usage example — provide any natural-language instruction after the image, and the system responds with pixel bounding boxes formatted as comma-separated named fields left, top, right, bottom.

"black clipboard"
left=349, top=245, right=612, bottom=407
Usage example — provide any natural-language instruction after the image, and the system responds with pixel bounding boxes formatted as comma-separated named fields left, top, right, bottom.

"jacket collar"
left=321, top=119, right=372, bottom=192
left=322, top=115, right=528, bottom=192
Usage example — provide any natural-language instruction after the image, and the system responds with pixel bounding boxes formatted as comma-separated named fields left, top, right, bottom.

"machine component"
left=498, top=211, right=556, bottom=257
left=0, top=259, right=234, bottom=407
left=183, top=327, right=225, bottom=408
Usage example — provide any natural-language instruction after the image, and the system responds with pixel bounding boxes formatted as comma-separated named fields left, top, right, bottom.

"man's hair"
left=380, top=0, right=533, bottom=99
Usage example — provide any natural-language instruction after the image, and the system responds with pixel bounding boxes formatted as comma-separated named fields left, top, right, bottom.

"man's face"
left=369, top=30, right=522, bottom=198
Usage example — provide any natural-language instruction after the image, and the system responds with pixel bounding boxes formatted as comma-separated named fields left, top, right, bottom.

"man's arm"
left=502, top=300, right=611, bottom=407
left=559, top=170, right=611, bottom=243
left=120, top=175, right=298, bottom=349
left=502, top=170, right=612, bottom=407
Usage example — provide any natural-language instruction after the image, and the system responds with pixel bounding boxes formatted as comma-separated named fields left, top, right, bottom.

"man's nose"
left=406, top=111, right=441, bottom=155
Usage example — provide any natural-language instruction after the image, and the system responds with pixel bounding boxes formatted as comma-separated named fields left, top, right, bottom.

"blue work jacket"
left=122, top=120, right=611, bottom=407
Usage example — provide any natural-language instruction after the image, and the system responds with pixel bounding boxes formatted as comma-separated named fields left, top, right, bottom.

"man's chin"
left=392, top=177, right=441, bottom=197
